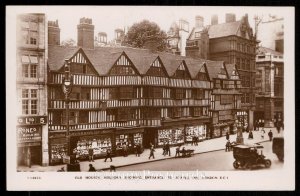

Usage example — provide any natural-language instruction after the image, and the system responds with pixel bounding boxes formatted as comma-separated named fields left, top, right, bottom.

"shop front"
left=17, top=116, right=47, bottom=168
left=237, top=111, right=248, bottom=127
left=212, top=122, right=234, bottom=138
left=49, top=129, right=114, bottom=165
left=17, top=125, right=42, bottom=167
left=115, top=128, right=144, bottom=156
left=185, top=124, right=207, bottom=142
left=157, top=127, right=184, bottom=146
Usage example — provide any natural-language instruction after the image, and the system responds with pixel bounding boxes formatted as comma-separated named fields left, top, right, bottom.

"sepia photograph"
left=6, top=6, right=294, bottom=190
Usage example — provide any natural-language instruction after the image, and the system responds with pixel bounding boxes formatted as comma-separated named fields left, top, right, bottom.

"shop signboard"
left=17, top=126, right=42, bottom=143
left=17, top=116, right=47, bottom=125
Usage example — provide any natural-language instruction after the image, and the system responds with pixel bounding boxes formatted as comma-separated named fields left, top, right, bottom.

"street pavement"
left=17, top=127, right=284, bottom=172
left=117, top=141, right=283, bottom=171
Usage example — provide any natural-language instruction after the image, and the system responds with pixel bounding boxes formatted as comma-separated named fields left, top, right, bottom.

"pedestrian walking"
left=149, top=145, right=155, bottom=159
left=226, top=132, right=230, bottom=140
left=104, top=148, right=112, bottom=162
left=88, top=146, right=94, bottom=162
left=225, top=140, right=231, bottom=152
left=268, top=130, right=273, bottom=141
left=88, top=164, right=96, bottom=172
left=175, top=145, right=180, bottom=157
left=166, top=142, right=171, bottom=156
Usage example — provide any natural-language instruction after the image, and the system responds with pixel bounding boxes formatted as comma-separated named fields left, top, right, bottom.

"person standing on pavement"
left=268, top=130, right=273, bottom=141
left=122, top=143, right=128, bottom=157
left=104, top=148, right=112, bottom=162
left=88, top=146, right=94, bottom=162
left=136, top=143, right=141, bottom=157
left=88, top=164, right=96, bottom=172
left=166, top=142, right=171, bottom=156
left=162, top=142, right=166, bottom=156
left=149, top=145, right=155, bottom=159
left=226, top=132, right=230, bottom=140
left=175, top=145, right=180, bottom=157
left=195, top=136, right=199, bottom=146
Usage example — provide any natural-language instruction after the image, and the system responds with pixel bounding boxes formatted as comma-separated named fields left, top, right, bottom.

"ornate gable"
left=67, top=49, right=98, bottom=75
left=173, top=62, right=191, bottom=79
left=109, top=54, right=138, bottom=75
left=146, top=58, right=168, bottom=77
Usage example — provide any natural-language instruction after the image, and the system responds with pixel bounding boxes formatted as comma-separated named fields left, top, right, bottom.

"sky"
left=9, top=6, right=286, bottom=43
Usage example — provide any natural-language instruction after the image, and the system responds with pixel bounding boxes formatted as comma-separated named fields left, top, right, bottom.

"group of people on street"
left=162, top=142, right=171, bottom=156
left=191, top=136, right=199, bottom=146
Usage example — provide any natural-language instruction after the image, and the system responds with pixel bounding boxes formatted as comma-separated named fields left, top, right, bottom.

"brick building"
left=16, top=13, right=49, bottom=167
left=186, top=13, right=257, bottom=130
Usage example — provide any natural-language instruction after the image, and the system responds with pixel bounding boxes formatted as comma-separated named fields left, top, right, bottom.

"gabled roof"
left=257, top=46, right=283, bottom=56
left=48, top=45, right=80, bottom=71
left=205, top=60, right=227, bottom=80
left=184, top=58, right=206, bottom=78
left=225, top=64, right=235, bottom=78
left=208, top=21, right=241, bottom=39
left=48, top=45, right=212, bottom=79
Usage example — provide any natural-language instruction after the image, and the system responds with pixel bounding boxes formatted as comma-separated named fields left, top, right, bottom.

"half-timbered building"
left=47, top=44, right=215, bottom=164
left=206, top=61, right=242, bottom=138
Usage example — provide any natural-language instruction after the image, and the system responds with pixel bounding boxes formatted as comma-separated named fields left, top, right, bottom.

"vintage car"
left=272, top=137, right=284, bottom=161
left=232, top=144, right=272, bottom=169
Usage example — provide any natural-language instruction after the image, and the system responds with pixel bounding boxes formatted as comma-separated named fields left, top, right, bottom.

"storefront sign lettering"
left=17, top=126, right=42, bottom=142
left=17, top=116, right=47, bottom=125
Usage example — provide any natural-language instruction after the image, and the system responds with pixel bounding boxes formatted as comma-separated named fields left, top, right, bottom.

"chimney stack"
left=77, top=17, right=94, bottom=49
left=225, top=13, right=236, bottom=23
left=98, top=32, right=107, bottom=44
left=115, top=28, right=124, bottom=45
left=195, top=16, right=204, bottom=28
left=48, top=20, right=60, bottom=45
left=211, top=15, right=218, bottom=25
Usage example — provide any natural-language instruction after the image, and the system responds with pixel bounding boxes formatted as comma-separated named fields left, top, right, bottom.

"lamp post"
left=62, top=59, right=72, bottom=164
left=235, top=112, right=244, bottom=144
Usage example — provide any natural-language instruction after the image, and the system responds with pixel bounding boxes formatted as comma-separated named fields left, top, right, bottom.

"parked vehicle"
left=232, top=144, right=271, bottom=169
left=272, top=137, right=284, bottom=161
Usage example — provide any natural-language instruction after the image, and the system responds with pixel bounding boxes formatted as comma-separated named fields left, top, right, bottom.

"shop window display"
left=133, top=133, right=143, bottom=146
left=158, top=128, right=184, bottom=146
left=116, top=134, right=133, bottom=150
left=50, top=142, right=67, bottom=164
left=185, top=125, right=206, bottom=142
left=73, top=136, right=112, bottom=160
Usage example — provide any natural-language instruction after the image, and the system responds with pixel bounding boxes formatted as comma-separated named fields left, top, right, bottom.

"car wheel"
left=233, top=161, right=239, bottom=169
left=265, top=159, right=272, bottom=168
